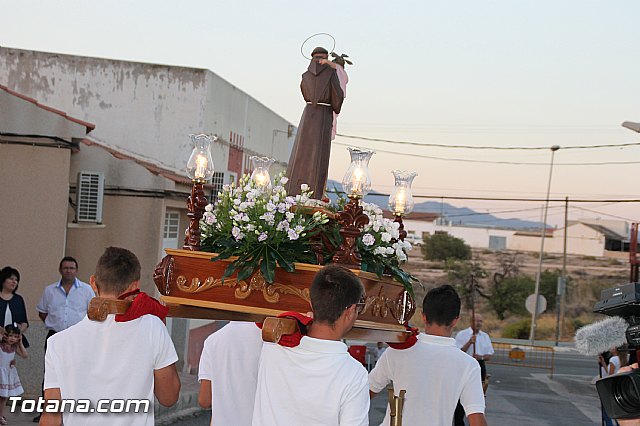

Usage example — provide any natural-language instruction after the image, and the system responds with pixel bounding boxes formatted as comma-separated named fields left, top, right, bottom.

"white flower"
left=272, top=194, right=280, bottom=203
left=232, top=226, right=244, bottom=241
left=362, top=233, right=375, bottom=246
left=266, top=202, right=276, bottom=212
left=238, top=202, right=249, bottom=212
left=246, top=224, right=255, bottom=232
left=294, top=225, right=304, bottom=234
left=258, top=232, right=268, bottom=242
left=300, top=183, right=309, bottom=192
left=287, top=229, right=299, bottom=240
left=385, top=247, right=395, bottom=255
left=285, top=212, right=295, bottom=221
left=381, top=232, right=392, bottom=243
left=204, top=204, right=214, bottom=212
left=374, top=247, right=388, bottom=257
left=280, top=176, right=289, bottom=185
left=277, top=203, right=287, bottom=213
left=233, top=213, right=243, bottom=222
left=205, top=215, right=216, bottom=225
left=276, top=220, right=290, bottom=231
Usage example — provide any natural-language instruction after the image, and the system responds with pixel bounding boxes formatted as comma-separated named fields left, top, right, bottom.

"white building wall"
left=403, top=220, right=516, bottom=250
left=0, top=47, right=293, bottom=182
left=509, top=223, right=606, bottom=257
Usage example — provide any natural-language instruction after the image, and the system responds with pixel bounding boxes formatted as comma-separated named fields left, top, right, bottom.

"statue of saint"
left=286, top=47, right=345, bottom=198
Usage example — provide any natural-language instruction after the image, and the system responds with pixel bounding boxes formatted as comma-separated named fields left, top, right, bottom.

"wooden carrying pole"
left=86, top=297, right=410, bottom=343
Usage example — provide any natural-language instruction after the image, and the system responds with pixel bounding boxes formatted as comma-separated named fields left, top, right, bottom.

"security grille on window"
left=210, top=172, right=225, bottom=202
left=164, top=212, right=180, bottom=239
left=76, top=171, right=104, bottom=223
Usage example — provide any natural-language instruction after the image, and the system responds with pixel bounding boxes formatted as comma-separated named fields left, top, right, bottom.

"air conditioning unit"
left=76, top=171, right=104, bottom=223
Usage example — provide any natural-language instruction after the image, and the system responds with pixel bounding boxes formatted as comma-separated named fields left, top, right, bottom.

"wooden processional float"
left=88, top=138, right=418, bottom=344
left=88, top=203, right=417, bottom=344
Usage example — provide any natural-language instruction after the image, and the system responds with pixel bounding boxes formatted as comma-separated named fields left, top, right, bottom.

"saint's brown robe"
left=286, top=61, right=344, bottom=198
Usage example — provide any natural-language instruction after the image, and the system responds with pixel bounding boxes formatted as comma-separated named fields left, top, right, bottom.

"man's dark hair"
left=59, top=256, right=78, bottom=270
left=310, top=265, right=364, bottom=325
left=422, top=284, right=461, bottom=326
left=0, top=267, right=20, bottom=294
left=95, top=247, right=141, bottom=295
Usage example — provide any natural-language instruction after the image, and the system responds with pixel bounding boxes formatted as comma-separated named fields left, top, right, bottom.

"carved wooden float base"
left=153, top=249, right=416, bottom=343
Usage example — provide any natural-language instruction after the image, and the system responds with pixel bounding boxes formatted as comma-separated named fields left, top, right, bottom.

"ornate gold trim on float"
left=175, top=272, right=311, bottom=304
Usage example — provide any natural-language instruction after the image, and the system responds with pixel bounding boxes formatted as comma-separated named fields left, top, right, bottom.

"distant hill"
left=325, top=180, right=543, bottom=230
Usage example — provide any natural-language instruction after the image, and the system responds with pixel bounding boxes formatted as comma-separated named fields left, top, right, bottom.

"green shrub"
left=421, top=233, right=471, bottom=261
left=502, top=319, right=531, bottom=339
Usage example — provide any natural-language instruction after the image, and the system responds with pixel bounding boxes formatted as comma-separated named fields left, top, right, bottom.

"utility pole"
left=530, top=145, right=560, bottom=344
left=555, top=196, right=568, bottom=345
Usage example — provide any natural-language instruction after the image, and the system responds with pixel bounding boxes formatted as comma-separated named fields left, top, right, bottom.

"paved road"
left=169, top=350, right=603, bottom=426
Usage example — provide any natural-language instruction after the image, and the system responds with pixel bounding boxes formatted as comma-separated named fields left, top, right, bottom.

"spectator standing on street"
left=0, top=267, right=29, bottom=346
left=454, top=313, right=494, bottom=426
left=33, top=256, right=94, bottom=423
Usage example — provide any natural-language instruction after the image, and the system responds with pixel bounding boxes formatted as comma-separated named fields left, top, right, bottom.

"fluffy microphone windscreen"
left=575, top=316, right=628, bottom=356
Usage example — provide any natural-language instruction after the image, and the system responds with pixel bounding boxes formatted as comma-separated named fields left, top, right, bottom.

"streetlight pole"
left=529, top=145, right=560, bottom=344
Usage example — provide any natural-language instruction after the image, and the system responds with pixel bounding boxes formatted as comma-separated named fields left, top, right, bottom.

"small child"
left=0, top=324, right=27, bottom=424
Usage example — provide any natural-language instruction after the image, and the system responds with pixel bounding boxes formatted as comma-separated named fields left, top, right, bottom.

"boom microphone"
left=575, top=316, right=628, bottom=356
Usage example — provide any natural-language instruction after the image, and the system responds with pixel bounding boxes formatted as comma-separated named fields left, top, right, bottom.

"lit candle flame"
left=396, top=190, right=406, bottom=214
left=195, top=155, right=208, bottom=180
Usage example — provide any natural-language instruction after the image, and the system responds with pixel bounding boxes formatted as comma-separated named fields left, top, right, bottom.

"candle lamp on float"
left=333, top=147, right=375, bottom=266
left=388, top=170, right=417, bottom=241
left=249, top=156, right=275, bottom=194
left=184, top=134, right=215, bottom=251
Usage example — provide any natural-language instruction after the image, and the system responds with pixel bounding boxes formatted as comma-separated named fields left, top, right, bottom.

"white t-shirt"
left=44, top=314, right=178, bottom=426
left=455, top=327, right=495, bottom=357
left=369, top=333, right=485, bottom=426
left=601, top=355, right=621, bottom=377
left=198, top=322, right=263, bottom=426
left=252, top=336, right=369, bottom=426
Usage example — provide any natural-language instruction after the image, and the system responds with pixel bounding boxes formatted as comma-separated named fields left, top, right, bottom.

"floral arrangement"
left=200, top=174, right=328, bottom=283
left=354, top=201, right=418, bottom=296
left=200, top=173, right=418, bottom=295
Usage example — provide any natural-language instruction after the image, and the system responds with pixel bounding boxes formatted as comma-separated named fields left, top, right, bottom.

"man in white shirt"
left=34, top=256, right=95, bottom=422
left=369, top=285, right=487, bottom=426
left=41, top=247, right=180, bottom=426
left=252, top=265, right=370, bottom=426
left=454, top=313, right=494, bottom=426
left=198, top=321, right=263, bottom=426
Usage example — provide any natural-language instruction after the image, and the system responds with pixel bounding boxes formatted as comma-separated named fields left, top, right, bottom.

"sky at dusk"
left=2, top=0, right=640, bottom=226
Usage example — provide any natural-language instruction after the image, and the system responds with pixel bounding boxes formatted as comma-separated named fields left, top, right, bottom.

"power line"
left=336, top=133, right=640, bottom=151
left=572, top=206, right=640, bottom=223
left=333, top=142, right=640, bottom=166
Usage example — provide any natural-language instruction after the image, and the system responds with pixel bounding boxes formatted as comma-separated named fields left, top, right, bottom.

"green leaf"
left=272, top=249, right=295, bottom=272
left=260, top=247, right=276, bottom=283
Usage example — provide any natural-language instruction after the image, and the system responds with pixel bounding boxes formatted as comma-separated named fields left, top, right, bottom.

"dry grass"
left=402, top=248, right=629, bottom=341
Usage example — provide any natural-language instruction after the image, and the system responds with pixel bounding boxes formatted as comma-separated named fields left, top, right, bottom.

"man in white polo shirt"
left=454, top=313, right=494, bottom=426
left=369, top=285, right=487, bottom=426
left=252, top=265, right=370, bottom=426
left=198, top=321, right=263, bottom=426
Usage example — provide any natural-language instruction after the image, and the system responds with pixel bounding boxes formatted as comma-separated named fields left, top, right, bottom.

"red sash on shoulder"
left=255, top=311, right=313, bottom=347
left=115, top=290, right=169, bottom=322
left=387, top=324, right=419, bottom=349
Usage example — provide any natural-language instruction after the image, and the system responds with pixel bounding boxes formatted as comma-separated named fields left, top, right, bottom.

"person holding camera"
left=599, top=347, right=621, bottom=426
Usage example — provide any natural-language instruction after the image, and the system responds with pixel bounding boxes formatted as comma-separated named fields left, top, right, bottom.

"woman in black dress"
left=0, top=267, right=29, bottom=347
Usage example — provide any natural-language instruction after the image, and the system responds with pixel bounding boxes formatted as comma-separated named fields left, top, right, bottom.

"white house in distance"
left=403, top=215, right=629, bottom=258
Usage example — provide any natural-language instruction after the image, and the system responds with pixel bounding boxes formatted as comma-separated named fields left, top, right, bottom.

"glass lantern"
left=250, top=156, right=275, bottom=193
left=186, top=134, right=215, bottom=182
left=342, top=147, right=375, bottom=198
left=388, top=170, right=417, bottom=216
